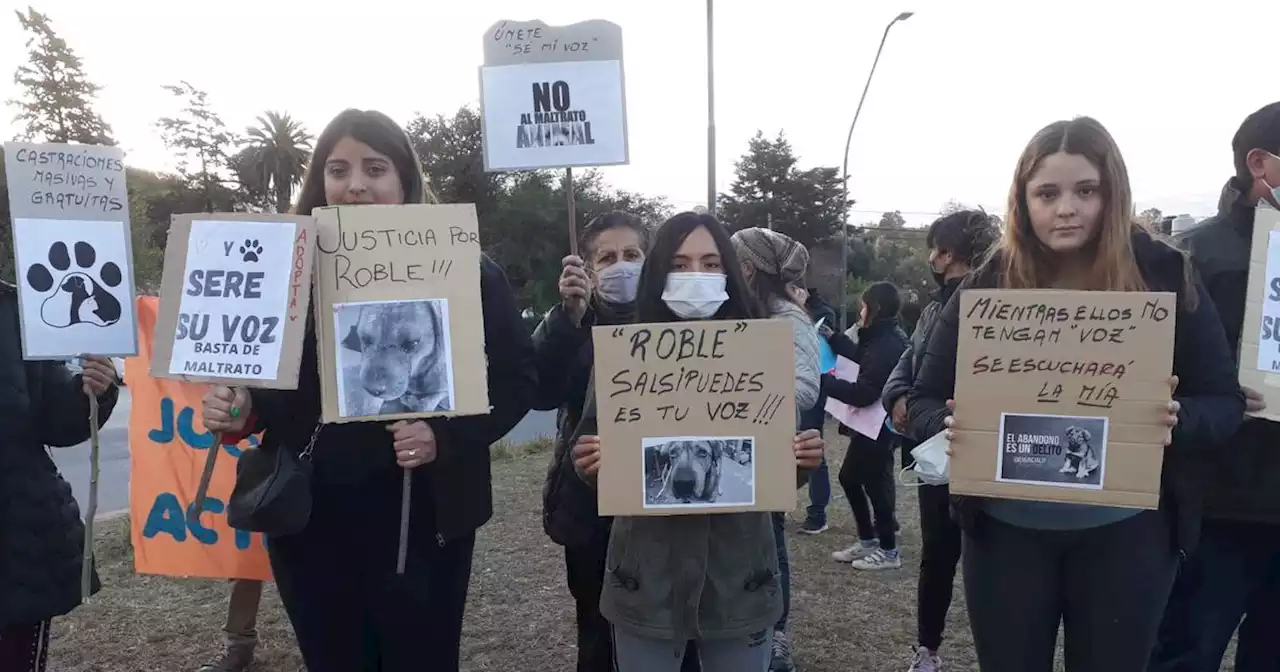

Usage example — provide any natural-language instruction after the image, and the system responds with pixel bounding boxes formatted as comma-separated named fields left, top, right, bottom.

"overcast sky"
left=3, top=1, right=1276, bottom=226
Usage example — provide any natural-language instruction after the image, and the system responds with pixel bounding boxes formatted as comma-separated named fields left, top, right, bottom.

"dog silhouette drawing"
left=1059, top=426, right=1101, bottom=480
left=341, top=301, right=451, bottom=415
left=655, top=440, right=723, bottom=504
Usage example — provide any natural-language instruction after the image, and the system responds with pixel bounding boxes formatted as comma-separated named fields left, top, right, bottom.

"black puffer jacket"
left=907, top=231, right=1245, bottom=553
left=1176, top=179, right=1280, bottom=524
left=822, top=317, right=909, bottom=448
left=246, top=255, right=536, bottom=542
left=534, top=301, right=633, bottom=548
left=0, top=282, right=117, bottom=627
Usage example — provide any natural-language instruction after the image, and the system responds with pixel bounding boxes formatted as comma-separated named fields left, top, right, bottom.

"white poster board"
left=480, top=19, right=629, bottom=171
left=3, top=142, right=138, bottom=359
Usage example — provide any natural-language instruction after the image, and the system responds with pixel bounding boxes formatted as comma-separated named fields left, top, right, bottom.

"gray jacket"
left=578, top=306, right=819, bottom=647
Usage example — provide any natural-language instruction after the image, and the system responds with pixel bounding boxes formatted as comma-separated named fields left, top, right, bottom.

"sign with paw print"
left=149, top=213, right=317, bottom=389
left=3, top=141, right=139, bottom=359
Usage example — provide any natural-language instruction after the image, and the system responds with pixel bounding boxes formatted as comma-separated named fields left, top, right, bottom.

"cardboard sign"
left=3, top=141, right=138, bottom=359
left=312, top=204, right=489, bottom=423
left=952, top=289, right=1176, bottom=509
left=149, top=213, right=316, bottom=388
left=593, top=319, right=796, bottom=516
left=480, top=19, right=629, bottom=171
left=129, top=297, right=272, bottom=581
left=1239, top=205, right=1280, bottom=421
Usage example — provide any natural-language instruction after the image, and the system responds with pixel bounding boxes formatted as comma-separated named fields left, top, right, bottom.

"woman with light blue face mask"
left=531, top=212, right=707, bottom=672
left=569, top=212, right=825, bottom=672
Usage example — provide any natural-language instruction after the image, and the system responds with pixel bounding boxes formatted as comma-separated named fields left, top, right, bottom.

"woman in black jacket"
left=532, top=212, right=700, bottom=672
left=822, top=281, right=908, bottom=571
left=907, top=116, right=1244, bottom=672
left=202, top=109, right=537, bottom=672
left=0, top=287, right=119, bottom=671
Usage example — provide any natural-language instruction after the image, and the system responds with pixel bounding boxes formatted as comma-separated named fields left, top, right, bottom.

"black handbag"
left=227, top=423, right=322, bottom=537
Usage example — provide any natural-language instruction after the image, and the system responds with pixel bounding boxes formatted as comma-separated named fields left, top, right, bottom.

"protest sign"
left=480, top=19, right=628, bottom=171
left=312, top=204, right=488, bottom=423
left=1239, top=205, right=1280, bottom=421
left=3, top=141, right=138, bottom=359
left=129, top=297, right=272, bottom=581
left=592, top=319, right=796, bottom=516
left=952, top=289, right=1176, bottom=508
left=149, top=213, right=316, bottom=388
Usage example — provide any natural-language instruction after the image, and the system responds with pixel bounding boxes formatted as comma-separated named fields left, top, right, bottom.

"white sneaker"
left=851, top=548, right=902, bottom=571
left=907, top=646, right=942, bottom=672
left=831, top=540, right=878, bottom=563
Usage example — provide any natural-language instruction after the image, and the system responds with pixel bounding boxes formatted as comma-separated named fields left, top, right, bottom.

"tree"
left=406, top=108, right=502, bottom=220
left=1138, top=207, right=1163, bottom=228
left=237, top=112, right=313, bottom=213
left=9, top=8, right=114, bottom=145
left=718, top=131, right=847, bottom=248
left=156, top=81, right=238, bottom=212
left=877, top=210, right=906, bottom=229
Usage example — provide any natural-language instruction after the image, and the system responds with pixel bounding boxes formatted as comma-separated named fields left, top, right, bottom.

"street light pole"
left=706, top=0, right=717, bottom=215
left=839, top=10, right=913, bottom=331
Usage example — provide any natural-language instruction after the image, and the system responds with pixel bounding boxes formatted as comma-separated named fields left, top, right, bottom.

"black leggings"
left=838, top=438, right=897, bottom=549
left=962, top=510, right=1178, bottom=672
left=268, top=470, right=475, bottom=672
left=916, top=483, right=962, bottom=651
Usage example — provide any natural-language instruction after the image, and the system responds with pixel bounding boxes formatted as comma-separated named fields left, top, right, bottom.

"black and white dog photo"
left=643, top=437, right=755, bottom=508
left=334, top=299, right=454, bottom=417
left=1059, top=425, right=1101, bottom=480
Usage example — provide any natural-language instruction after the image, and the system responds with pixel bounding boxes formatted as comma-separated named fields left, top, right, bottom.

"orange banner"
left=128, top=296, right=272, bottom=580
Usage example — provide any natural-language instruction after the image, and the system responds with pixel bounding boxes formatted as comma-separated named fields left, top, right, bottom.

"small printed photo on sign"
left=997, top=413, right=1108, bottom=490
left=333, top=298, right=455, bottom=418
left=12, top=217, right=136, bottom=358
left=642, top=436, right=755, bottom=510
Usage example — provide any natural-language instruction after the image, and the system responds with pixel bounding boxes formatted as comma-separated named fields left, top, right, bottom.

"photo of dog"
left=333, top=299, right=454, bottom=418
left=642, top=437, right=755, bottom=508
left=997, top=413, right=1108, bottom=489
left=1059, top=425, right=1101, bottom=480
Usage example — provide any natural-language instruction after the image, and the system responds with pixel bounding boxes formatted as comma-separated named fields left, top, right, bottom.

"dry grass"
left=48, top=428, right=1234, bottom=671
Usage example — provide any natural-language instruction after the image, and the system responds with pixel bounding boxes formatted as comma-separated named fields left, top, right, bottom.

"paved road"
left=50, top=386, right=558, bottom=519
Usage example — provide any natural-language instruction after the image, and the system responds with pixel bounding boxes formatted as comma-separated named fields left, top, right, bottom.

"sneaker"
left=907, top=646, right=942, bottom=671
left=769, top=629, right=796, bottom=671
left=197, top=643, right=255, bottom=672
left=831, top=540, right=878, bottom=563
left=851, top=548, right=902, bottom=571
left=799, top=517, right=828, bottom=535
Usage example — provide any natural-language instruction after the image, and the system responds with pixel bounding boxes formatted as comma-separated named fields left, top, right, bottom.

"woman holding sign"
left=569, top=212, right=825, bottom=672
left=202, top=109, right=537, bottom=672
left=906, top=116, right=1244, bottom=672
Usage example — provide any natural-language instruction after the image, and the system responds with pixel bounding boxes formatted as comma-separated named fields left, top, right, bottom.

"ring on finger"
left=408, top=449, right=418, bottom=457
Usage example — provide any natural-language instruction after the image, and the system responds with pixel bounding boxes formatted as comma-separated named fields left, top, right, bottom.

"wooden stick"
left=81, top=392, right=100, bottom=600
left=396, top=468, right=412, bottom=575
left=191, top=432, right=224, bottom=516
left=565, top=167, right=578, bottom=257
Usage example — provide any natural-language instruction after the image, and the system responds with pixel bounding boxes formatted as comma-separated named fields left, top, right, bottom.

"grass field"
left=47, top=432, right=1236, bottom=671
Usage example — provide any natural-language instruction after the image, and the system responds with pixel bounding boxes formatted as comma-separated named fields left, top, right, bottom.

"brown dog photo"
left=333, top=298, right=454, bottom=418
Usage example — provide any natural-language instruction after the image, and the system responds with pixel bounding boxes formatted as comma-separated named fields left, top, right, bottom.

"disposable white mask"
left=662, top=272, right=728, bottom=319
left=595, top=261, right=642, bottom=304
left=899, top=430, right=951, bottom=487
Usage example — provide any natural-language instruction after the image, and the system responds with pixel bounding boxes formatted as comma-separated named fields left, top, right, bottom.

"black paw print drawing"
left=26, top=241, right=124, bottom=329
left=239, top=239, right=263, bottom=263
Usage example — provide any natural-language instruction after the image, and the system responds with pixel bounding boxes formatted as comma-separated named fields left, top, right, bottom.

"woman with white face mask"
left=569, top=212, right=825, bottom=672
left=532, top=212, right=706, bottom=672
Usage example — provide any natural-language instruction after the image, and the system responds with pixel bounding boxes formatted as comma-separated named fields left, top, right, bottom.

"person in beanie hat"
left=731, top=227, right=821, bottom=672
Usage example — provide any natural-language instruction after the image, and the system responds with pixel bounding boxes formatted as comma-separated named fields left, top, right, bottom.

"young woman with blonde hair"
left=907, top=117, right=1244, bottom=671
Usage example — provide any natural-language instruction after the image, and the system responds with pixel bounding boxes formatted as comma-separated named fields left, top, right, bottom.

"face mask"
left=1261, top=153, right=1280, bottom=209
left=899, top=430, right=951, bottom=487
left=662, top=272, right=728, bottom=319
left=595, top=261, right=641, bottom=304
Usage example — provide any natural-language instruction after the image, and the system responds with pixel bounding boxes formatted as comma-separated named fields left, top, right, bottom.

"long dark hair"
left=293, top=109, right=436, bottom=215
left=861, top=281, right=901, bottom=323
left=635, top=212, right=762, bottom=323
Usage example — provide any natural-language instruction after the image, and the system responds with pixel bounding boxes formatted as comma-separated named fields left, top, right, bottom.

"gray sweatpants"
left=612, top=627, right=771, bottom=672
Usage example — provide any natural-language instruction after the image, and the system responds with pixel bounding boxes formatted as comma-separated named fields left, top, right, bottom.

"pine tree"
left=9, top=7, right=115, bottom=145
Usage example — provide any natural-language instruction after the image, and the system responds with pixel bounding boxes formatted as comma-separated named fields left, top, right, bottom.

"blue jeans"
left=772, top=512, right=790, bottom=632
left=1149, top=519, right=1280, bottom=672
